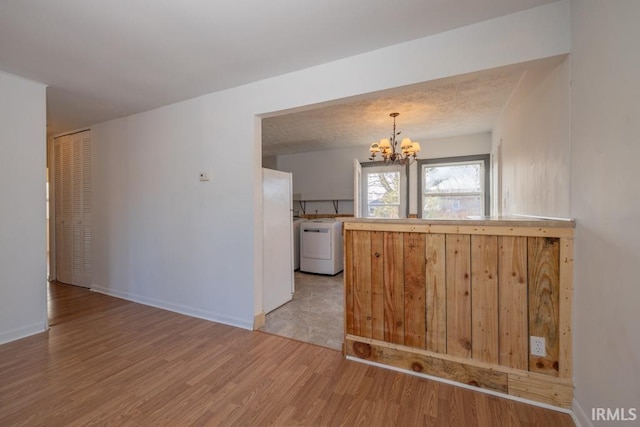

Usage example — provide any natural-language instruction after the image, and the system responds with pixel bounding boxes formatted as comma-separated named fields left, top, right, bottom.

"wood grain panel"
left=383, top=232, right=404, bottom=344
left=346, top=337, right=508, bottom=393
left=343, top=221, right=575, bottom=238
left=344, top=230, right=354, bottom=336
left=370, top=231, right=385, bottom=341
left=558, top=237, right=574, bottom=379
left=425, top=234, right=446, bottom=354
left=528, top=237, right=560, bottom=376
left=403, top=233, right=426, bottom=349
left=352, top=231, right=372, bottom=338
left=498, top=236, right=528, bottom=370
left=471, top=235, right=498, bottom=364
left=446, top=234, right=472, bottom=358
left=508, top=373, right=573, bottom=409
left=343, top=224, right=574, bottom=407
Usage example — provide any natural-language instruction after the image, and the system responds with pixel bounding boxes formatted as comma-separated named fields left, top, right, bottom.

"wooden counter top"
left=340, top=216, right=574, bottom=228
left=340, top=216, right=574, bottom=238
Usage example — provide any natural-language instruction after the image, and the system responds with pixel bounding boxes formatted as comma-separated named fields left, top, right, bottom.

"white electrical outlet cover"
left=530, top=336, right=546, bottom=357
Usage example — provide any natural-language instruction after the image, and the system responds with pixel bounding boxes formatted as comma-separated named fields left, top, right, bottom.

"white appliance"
left=300, top=218, right=343, bottom=275
left=293, top=218, right=305, bottom=270
left=262, top=168, right=294, bottom=314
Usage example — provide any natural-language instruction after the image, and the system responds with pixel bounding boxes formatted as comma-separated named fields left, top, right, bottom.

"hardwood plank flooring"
left=0, top=282, right=574, bottom=426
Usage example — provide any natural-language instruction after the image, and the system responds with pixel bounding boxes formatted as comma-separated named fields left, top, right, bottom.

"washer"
left=292, top=218, right=306, bottom=270
left=300, top=218, right=343, bottom=275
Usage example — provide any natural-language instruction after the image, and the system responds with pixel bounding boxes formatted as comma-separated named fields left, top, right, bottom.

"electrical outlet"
left=530, top=336, right=546, bottom=357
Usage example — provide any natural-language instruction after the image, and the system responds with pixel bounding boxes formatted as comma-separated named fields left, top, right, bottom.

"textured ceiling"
left=262, top=56, right=567, bottom=157
left=262, top=65, right=525, bottom=156
left=0, top=0, right=555, bottom=136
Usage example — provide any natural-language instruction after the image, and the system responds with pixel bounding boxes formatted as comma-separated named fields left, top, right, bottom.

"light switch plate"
left=199, top=172, right=210, bottom=182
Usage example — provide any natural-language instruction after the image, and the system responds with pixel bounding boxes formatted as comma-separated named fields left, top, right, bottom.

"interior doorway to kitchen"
left=260, top=271, right=344, bottom=351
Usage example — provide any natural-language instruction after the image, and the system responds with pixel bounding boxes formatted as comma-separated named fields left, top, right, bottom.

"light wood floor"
left=0, top=282, right=575, bottom=426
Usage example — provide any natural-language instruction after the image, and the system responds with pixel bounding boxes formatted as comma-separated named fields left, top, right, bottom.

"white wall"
left=87, top=1, right=570, bottom=327
left=0, top=71, right=47, bottom=344
left=493, top=55, right=571, bottom=218
left=422, top=133, right=492, bottom=160
left=276, top=133, right=491, bottom=216
left=570, top=0, right=640, bottom=424
left=277, top=146, right=363, bottom=216
left=278, top=146, right=364, bottom=201
left=92, top=96, right=258, bottom=329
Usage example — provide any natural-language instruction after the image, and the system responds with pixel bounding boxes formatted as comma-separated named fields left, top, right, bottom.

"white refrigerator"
left=262, top=168, right=294, bottom=314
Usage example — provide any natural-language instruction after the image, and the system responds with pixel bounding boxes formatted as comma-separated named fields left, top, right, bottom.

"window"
left=362, top=163, right=408, bottom=218
left=418, top=154, right=490, bottom=219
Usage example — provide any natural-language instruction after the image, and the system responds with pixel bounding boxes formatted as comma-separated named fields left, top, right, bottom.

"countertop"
left=339, top=215, right=575, bottom=228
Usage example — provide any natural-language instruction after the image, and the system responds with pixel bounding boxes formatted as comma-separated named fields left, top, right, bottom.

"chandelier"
left=369, top=112, right=421, bottom=165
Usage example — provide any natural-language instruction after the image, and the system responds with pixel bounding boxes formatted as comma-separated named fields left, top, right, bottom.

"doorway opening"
left=260, top=271, right=344, bottom=351
left=46, top=169, right=50, bottom=280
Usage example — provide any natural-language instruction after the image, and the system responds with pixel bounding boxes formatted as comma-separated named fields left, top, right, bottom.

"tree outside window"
left=362, top=163, right=407, bottom=218
left=367, top=171, right=400, bottom=218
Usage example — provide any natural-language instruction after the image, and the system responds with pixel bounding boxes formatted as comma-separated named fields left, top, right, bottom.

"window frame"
left=417, top=154, right=490, bottom=219
left=361, top=161, right=409, bottom=219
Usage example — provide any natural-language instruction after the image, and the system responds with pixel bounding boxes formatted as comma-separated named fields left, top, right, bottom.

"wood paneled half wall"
left=342, top=218, right=575, bottom=409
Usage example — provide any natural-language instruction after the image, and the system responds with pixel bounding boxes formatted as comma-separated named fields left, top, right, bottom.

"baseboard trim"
left=91, top=285, right=253, bottom=331
left=0, top=321, right=48, bottom=345
left=253, top=312, right=266, bottom=330
left=572, top=398, right=592, bottom=427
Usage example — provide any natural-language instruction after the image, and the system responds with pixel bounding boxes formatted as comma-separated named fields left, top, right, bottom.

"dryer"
left=292, top=218, right=306, bottom=270
left=300, top=218, right=343, bottom=275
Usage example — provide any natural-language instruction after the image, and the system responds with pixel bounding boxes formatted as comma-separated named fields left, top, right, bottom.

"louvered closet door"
left=54, top=136, right=72, bottom=284
left=54, top=131, right=92, bottom=287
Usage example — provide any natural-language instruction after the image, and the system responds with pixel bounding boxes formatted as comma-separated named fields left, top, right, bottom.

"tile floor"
left=260, top=271, right=343, bottom=351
